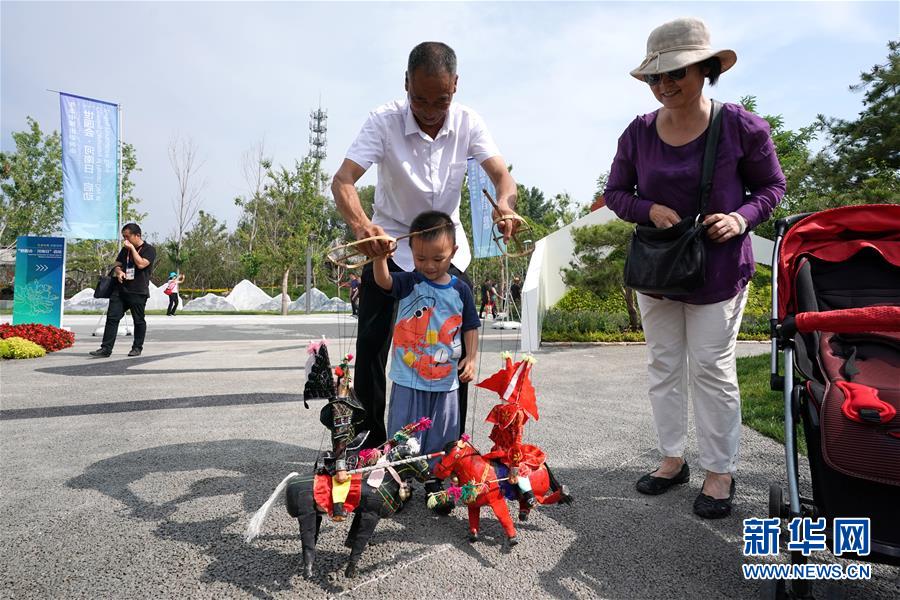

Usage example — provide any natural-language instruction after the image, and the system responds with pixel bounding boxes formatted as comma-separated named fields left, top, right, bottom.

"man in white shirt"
left=332, top=41, right=518, bottom=450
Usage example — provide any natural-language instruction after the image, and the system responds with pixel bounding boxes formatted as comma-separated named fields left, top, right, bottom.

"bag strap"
left=698, top=99, right=724, bottom=216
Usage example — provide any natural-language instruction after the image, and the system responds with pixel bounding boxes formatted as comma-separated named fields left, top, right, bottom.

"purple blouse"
left=604, top=102, right=786, bottom=304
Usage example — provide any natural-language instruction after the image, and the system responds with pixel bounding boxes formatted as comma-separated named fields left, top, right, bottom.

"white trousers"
left=636, top=288, right=748, bottom=474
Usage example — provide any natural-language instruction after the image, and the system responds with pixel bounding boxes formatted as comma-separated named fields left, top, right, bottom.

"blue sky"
left=2, top=1, right=898, bottom=240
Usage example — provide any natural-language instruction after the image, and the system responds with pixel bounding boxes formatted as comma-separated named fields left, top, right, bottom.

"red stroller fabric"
left=817, top=332, right=900, bottom=486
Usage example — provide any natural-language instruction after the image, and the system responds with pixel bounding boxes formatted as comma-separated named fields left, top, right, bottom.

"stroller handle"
left=774, top=212, right=815, bottom=238
left=778, top=306, right=900, bottom=338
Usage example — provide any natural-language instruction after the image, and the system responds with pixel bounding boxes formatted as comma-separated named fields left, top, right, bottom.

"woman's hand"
left=649, top=203, right=681, bottom=228
left=703, top=213, right=742, bottom=243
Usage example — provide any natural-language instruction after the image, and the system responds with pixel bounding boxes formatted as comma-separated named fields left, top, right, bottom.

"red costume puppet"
left=431, top=353, right=572, bottom=546
left=478, top=353, right=545, bottom=507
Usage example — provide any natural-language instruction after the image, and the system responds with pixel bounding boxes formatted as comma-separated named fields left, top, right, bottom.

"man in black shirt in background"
left=510, top=275, right=522, bottom=318
left=90, top=223, right=156, bottom=358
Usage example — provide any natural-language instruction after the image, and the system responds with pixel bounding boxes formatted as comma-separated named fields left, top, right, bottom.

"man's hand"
left=123, top=239, right=135, bottom=251
left=115, top=270, right=126, bottom=283
left=493, top=207, right=522, bottom=243
left=703, top=213, right=742, bottom=243
left=334, top=470, right=350, bottom=484
left=649, top=203, right=682, bottom=229
left=354, top=222, right=394, bottom=258
left=458, top=355, right=475, bottom=383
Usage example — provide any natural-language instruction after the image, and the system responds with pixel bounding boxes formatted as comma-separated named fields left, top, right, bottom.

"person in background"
left=510, top=275, right=522, bottom=317
left=164, top=272, right=185, bottom=316
left=479, top=279, right=498, bottom=319
left=90, top=223, right=157, bottom=358
left=349, top=273, right=361, bottom=317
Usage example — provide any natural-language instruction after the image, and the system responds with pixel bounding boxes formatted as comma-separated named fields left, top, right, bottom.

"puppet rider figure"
left=304, top=341, right=367, bottom=521
left=478, top=354, right=546, bottom=508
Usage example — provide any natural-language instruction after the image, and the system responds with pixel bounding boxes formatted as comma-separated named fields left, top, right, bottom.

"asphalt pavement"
left=1, top=314, right=897, bottom=599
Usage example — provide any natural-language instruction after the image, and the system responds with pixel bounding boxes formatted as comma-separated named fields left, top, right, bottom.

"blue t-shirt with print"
left=388, top=271, right=480, bottom=392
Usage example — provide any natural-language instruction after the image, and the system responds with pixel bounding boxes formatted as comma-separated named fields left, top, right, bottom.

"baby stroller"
left=768, top=204, right=900, bottom=598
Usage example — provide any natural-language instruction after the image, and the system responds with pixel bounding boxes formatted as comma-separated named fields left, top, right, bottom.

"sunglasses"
left=643, top=68, right=688, bottom=86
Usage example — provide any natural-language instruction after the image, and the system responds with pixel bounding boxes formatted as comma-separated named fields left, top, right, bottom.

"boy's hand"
left=335, top=470, right=350, bottom=483
left=458, top=356, right=475, bottom=383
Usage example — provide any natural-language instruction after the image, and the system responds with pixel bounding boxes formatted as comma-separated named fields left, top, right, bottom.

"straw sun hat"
left=630, top=17, right=736, bottom=81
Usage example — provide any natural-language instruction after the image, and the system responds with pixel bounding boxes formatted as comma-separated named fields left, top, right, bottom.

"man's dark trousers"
left=100, top=290, right=149, bottom=352
left=355, top=259, right=474, bottom=447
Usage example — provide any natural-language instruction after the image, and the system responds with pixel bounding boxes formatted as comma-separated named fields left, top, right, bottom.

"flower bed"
left=0, top=323, right=75, bottom=352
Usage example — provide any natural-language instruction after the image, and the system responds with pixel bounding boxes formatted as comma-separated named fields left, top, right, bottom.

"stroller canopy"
left=777, top=204, right=900, bottom=319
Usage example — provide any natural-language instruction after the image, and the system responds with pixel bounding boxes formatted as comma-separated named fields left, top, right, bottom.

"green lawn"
left=737, top=353, right=807, bottom=454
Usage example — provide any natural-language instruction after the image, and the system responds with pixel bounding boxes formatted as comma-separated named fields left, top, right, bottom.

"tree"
left=234, top=142, right=273, bottom=283
left=254, top=156, right=330, bottom=314
left=241, top=141, right=268, bottom=254
left=819, top=41, right=899, bottom=184
left=179, top=210, right=234, bottom=289
left=562, top=220, right=640, bottom=330
left=0, top=118, right=62, bottom=248
left=515, top=185, right=583, bottom=235
left=168, top=136, right=205, bottom=270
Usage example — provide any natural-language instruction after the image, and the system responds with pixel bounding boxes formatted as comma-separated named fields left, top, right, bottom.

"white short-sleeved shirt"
left=345, top=98, right=501, bottom=272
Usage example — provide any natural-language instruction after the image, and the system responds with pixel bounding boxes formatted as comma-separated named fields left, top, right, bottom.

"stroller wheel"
left=769, top=483, right=784, bottom=520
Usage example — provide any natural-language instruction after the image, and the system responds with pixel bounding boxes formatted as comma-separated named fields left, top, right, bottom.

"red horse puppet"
left=432, top=354, right=572, bottom=545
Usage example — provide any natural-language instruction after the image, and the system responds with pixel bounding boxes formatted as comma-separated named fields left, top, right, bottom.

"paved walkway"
left=1, top=316, right=897, bottom=598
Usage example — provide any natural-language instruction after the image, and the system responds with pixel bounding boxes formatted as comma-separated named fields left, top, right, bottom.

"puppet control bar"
left=345, top=451, right=446, bottom=476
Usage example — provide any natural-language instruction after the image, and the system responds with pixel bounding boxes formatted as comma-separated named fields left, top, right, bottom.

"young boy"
left=373, top=211, right=480, bottom=508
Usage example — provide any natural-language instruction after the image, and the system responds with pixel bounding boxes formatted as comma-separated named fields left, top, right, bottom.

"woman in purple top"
left=604, top=18, right=786, bottom=518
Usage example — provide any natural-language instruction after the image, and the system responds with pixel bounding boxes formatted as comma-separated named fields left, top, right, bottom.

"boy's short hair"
left=409, top=211, right=456, bottom=246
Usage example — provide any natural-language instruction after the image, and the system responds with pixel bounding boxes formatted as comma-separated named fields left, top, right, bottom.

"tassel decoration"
left=461, top=480, right=480, bottom=504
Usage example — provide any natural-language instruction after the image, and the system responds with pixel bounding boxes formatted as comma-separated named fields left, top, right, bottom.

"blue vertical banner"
left=466, top=158, right=504, bottom=258
left=60, top=92, right=119, bottom=239
left=13, top=236, right=66, bottom=327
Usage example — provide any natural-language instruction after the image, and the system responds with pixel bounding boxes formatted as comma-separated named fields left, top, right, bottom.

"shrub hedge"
left=544, top=265, right=772, bottom=342
left=0, top=336, right=47, bottom=359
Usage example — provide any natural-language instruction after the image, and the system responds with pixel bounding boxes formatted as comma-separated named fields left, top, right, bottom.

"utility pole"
left=306, top=101, right=327, bottom=313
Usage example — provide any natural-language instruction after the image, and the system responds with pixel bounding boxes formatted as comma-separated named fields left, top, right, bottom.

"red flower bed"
left=0, top=323, right=75, bottom=352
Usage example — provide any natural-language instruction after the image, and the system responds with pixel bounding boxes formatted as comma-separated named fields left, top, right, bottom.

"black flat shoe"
left=127, top=348, right=142, bottom=357
left=89, top=349, right=111, bottom=358
left=636, top=462, right=690, bottom=495
left=693, top=478, right=736, bottom=519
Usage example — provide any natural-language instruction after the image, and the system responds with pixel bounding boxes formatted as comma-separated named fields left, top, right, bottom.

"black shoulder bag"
left=623, top=100, right=723, bottom=296
left=94, top=268, right=117, bottom=299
